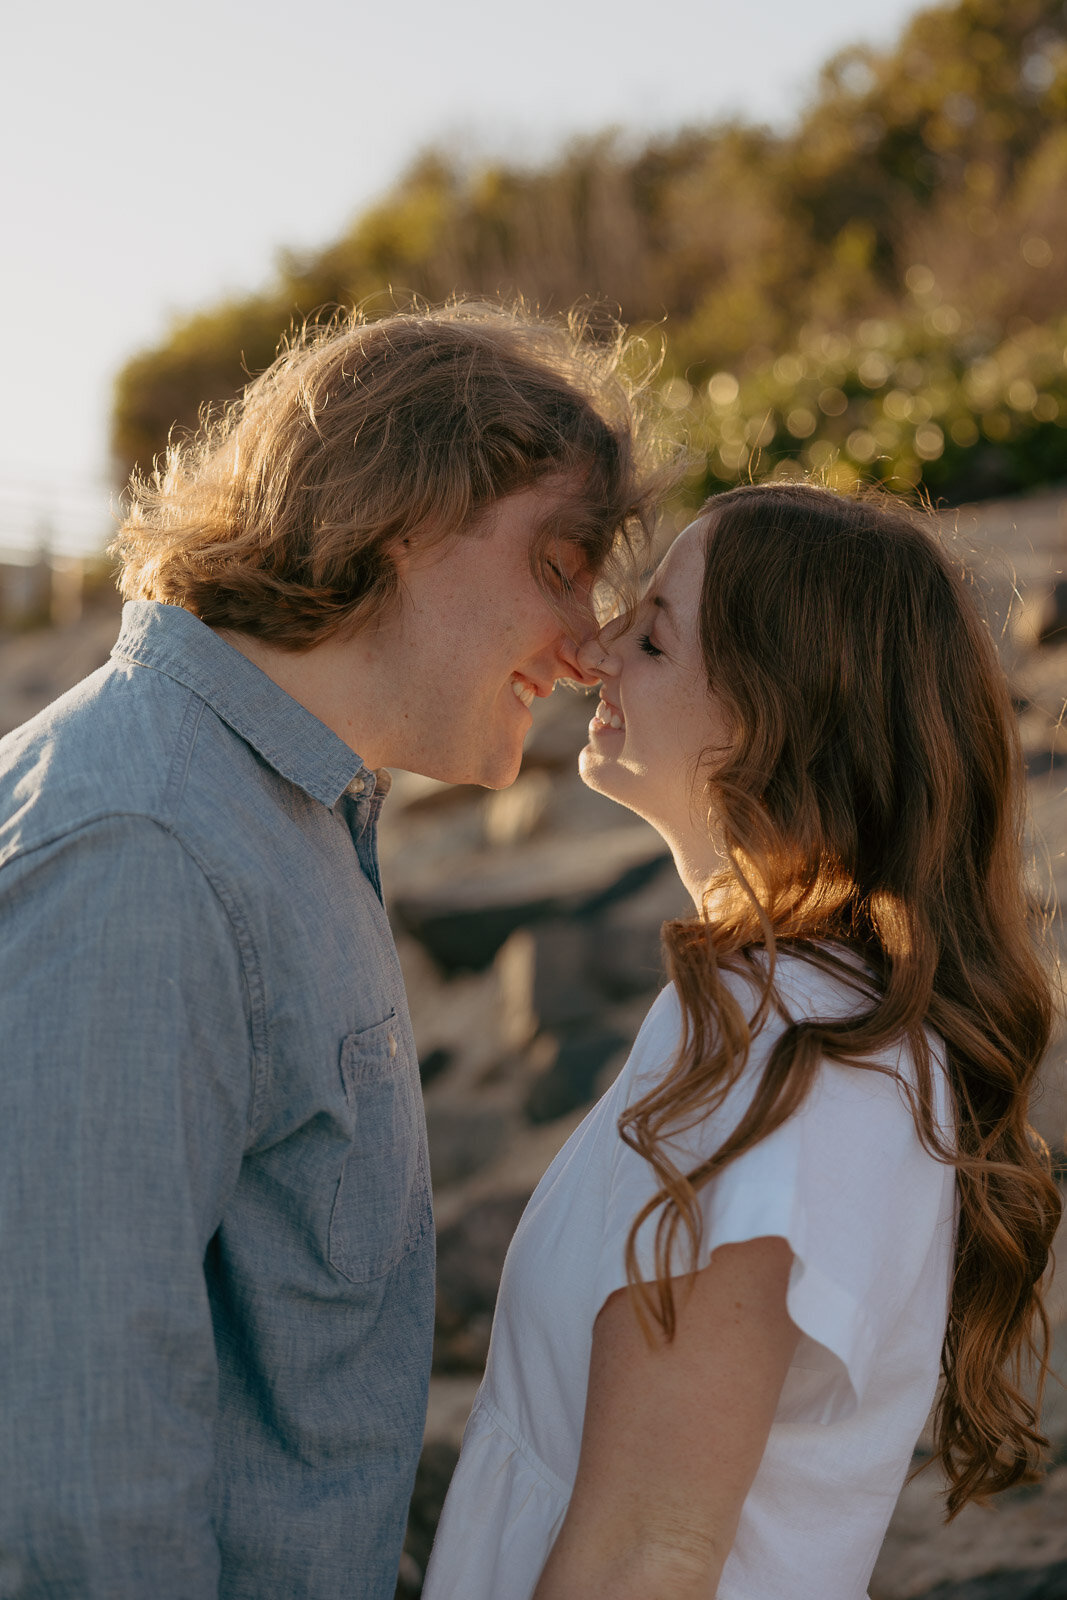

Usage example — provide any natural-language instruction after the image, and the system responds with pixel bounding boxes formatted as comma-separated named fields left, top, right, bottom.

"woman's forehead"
left=649, top=520, right=708, bottom=591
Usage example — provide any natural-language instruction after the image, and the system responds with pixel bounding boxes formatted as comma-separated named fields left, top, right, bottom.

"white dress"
left=423, top=953, right=957, bottom=1600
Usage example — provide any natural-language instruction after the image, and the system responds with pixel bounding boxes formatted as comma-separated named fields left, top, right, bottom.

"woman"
left=422, top=482, right=1061, bottom=1600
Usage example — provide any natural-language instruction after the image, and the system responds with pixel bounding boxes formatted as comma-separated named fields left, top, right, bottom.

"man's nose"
left=558, top=631, right=603, bottom=687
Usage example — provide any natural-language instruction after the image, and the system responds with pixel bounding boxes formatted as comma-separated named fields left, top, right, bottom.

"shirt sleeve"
left=0, top=815, right=254, bottom=1597
left=604, top=975, right=956, bottom=1425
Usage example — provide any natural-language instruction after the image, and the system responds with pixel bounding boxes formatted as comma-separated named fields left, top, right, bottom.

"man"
left=0, top=304, right=655, bottom=1597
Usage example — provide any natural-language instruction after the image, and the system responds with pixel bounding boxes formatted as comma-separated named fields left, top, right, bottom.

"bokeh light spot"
left=949, top=417, right=979, bottom=447
left=707, top=372, right=741, bottom=408
left=846, top=429, right=879, bottom=463
left=786, top=408, right=817, bottom=438
left=914, top=423, right=945, bottom=460
left=662, top=377, right=693, bottom=411
left=1021, top=235, right=1053, bottom=268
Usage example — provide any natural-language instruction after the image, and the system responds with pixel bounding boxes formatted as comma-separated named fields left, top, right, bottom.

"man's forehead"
left=526, top=470, right=593, bottom=524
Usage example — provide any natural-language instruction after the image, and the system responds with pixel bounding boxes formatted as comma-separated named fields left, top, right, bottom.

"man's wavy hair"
left=619, top=480, right=1061, bottom=1519
left=113, top=301, right=665, bottom=647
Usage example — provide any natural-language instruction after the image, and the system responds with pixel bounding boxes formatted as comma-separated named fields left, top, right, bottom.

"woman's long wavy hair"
left=619, top=480, right=1061, bottom=1518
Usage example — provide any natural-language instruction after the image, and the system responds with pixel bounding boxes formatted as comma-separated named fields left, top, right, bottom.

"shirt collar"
left=111, top=600, right=370, bottom=809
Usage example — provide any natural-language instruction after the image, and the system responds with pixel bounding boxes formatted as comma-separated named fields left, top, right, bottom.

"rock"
left=484, top=771, right=552, bottom=846
left=910, top=1558, right=1067, bottom=1599
left=588, top=858, right=692, bottom=998
left=530, top=918, right=604, bottom=1030
left=394, top=1552, right=421, bottom=1599
left=400, top=932, right=537, bottom=1100
left=393, top=828, right=668, bottom=973
left=520, top=686, right=598, bottom=770
left=524, top=856, right=681, bottom=1025
left=434, top=1193, right=530, bottom=1372
left=399, top=898, right=540, bottom=976
left=524, top=1029, right=629, bottom=1125
left=871, top=1348, right=1067, bottom=1599
left=0, top=599, right=122, bottom=739
left=1027, top=748, right=1067, bottom=779
left=418, top=1046, right=452, bottom=1086
left=430, top=1102, right=591, bottom=1234
left=1029, top=1029, right=1067, bottom=1161
left=423, top=1374, right=482, bottom=1448
left=520, top=865, right=685, bottom=1030
left=394, top=1439, right=460, bottom=1600
left=388, top=773, right=486, bottom=817
left=1036, top=582, right=1067, bottom=648
left=424, top=1102, right=512, bottom=1188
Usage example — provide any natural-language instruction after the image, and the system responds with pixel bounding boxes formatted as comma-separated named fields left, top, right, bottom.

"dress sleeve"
left=600, top=973, right=956, bottom=1424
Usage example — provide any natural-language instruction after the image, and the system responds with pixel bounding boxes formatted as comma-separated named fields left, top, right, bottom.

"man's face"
left=380, top=479, right=601, bottom=788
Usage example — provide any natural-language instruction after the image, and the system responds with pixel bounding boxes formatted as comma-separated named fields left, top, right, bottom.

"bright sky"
left=2, top=0, right=927, bottom=554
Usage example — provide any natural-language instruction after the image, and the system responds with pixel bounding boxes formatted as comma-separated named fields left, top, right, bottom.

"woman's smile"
left=578, top=518, right=732, bottom=892
left=589, top=696, right=625, bottom=733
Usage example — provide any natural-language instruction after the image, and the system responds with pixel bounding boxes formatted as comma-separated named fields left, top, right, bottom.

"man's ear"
left=389, top=535, right=413, bottom=580
left=391, top=524, right=455, bottom=578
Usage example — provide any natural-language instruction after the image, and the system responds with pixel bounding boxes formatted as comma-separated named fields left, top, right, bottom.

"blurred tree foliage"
left=112, top=0, right=1067, bottom=503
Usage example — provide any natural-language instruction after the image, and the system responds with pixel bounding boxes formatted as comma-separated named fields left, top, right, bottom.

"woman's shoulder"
left=631, top=946, right=944, bottom=1106
left=624, top=981, right=685, bottom=1070
left=646, top=944, right=880, bottom=1027
left=764, top=943, right=882, bottom=1022
left=626, top=945, right=875, bottom=1056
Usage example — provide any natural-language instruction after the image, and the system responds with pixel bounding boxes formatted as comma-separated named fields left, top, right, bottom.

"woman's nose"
left=574, top=631, right=618, bottom=684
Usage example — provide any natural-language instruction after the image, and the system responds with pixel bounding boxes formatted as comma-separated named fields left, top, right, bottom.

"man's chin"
left=418, top=743, right=524, bottom=791
left=476, top=750, right=525, bottom=790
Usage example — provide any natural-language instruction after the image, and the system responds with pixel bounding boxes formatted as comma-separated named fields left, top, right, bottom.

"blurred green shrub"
left=111, top=0, right=1067, bottom=508
left=679, top=310, right=1067, bottom=503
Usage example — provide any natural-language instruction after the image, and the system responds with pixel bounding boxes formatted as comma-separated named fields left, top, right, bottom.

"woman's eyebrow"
left=650, top=593, right=676, bottom=630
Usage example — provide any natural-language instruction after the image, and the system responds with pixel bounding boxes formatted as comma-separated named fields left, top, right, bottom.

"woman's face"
left=578, top=518, right=732, bottom=858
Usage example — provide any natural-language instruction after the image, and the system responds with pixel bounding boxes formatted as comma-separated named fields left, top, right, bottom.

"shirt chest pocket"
left=329, top=1013, right=431, bottom=1284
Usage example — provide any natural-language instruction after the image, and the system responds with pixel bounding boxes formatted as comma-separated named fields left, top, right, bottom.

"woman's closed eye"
left=638, top=632, right=663, bottom=659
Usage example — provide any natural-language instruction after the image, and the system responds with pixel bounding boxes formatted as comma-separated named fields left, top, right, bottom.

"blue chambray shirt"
left=0, top=601, right=435, bottom=1599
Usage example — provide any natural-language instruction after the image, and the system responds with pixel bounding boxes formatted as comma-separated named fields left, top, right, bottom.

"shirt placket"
left=339, top=772, right=386, bottom=904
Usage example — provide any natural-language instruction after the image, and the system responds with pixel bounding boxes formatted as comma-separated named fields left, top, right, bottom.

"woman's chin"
left=578, top=743, right=610, bottom=792
left=578, top=747, right=636, bottom=811
left=577, top=755, right=676, bottom=845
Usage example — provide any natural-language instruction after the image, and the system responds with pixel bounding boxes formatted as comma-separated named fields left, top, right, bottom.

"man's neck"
left=215, top=628, right=391, bottom=766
